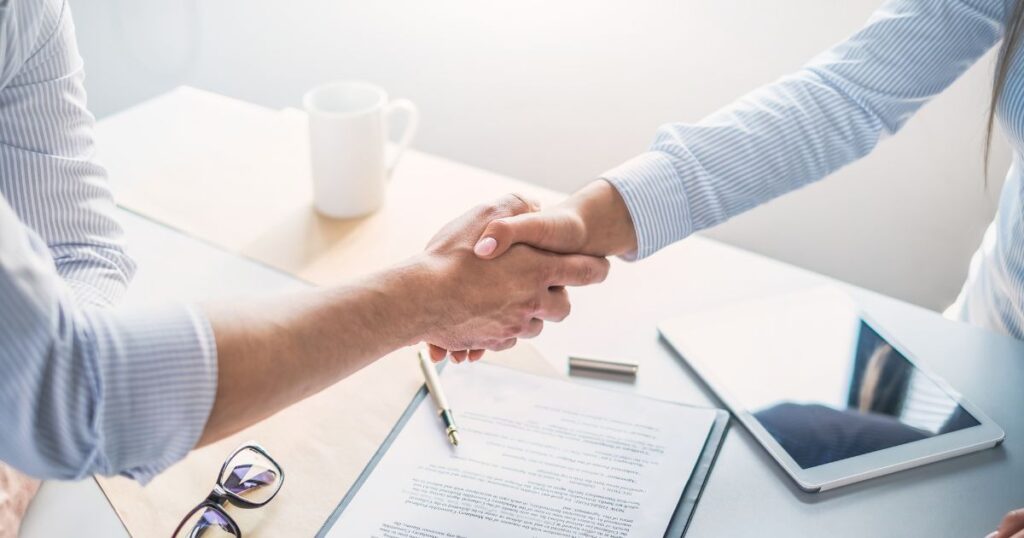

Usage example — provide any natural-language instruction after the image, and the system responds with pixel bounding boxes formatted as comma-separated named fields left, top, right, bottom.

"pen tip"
left=449, top=431, right=460, bottom=446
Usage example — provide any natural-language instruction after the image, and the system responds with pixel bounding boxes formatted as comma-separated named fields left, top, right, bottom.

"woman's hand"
left=472, top=180, right=638, bottom=260
left=434, top=182, right=634, bottom=363
left=987, top=508, right=1024, bottom=538
left=421, top=194, right=610, bottom=362
left=0, top=463, right=40, bottom=538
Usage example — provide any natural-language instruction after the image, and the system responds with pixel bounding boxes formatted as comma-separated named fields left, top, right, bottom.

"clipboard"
left=317, top=365, right=730, bottom=537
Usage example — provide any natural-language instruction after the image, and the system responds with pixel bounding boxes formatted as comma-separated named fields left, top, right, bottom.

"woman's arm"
left=474, top=0, right=1008, bottom=260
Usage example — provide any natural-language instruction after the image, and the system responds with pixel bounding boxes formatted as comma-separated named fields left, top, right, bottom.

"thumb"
left=474, top=212, right=554, bottom=259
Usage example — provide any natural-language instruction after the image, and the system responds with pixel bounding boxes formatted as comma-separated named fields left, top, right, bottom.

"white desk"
left=20, top=207, right=1024, bottom=537
left=533, top=236, right=1024, bottom=537
left=18, top=210, right=305, bottom=537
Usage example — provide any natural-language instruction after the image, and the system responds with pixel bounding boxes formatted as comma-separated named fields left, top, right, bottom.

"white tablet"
left=658, top=286, right=1004, bottom=492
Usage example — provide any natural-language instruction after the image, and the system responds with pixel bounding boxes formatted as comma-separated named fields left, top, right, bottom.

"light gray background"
left=71, top=0, right=1013, bottom=311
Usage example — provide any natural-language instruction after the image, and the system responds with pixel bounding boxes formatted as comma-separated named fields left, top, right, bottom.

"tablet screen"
left=675, top=288, right=980, bottom=469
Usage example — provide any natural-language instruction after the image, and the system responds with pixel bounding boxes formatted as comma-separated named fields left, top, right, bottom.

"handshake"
left=412, top=180, right=637, bottom=363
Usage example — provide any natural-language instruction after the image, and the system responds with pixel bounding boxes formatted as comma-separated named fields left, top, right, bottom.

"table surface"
left=20, top=209, right=1024, bottom=538
left=18, top=211, right=309, bottom=538
left=19, top=87, right=1024, bottom=537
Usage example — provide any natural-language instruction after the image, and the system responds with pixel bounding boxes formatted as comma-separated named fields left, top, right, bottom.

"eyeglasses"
left=172, top=443, right=284, bottom=538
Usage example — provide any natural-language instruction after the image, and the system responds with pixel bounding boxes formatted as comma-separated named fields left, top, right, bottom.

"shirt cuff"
left=83, top=303, right=217, bottom=483
left=601, top=151, right=694, bottom=260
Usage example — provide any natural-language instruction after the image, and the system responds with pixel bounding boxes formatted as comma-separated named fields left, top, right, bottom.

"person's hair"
left=986, top=1, right=1024, bottom=177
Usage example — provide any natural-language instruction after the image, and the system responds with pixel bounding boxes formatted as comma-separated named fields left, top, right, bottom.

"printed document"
left=326, top=363, right=718, bottom=537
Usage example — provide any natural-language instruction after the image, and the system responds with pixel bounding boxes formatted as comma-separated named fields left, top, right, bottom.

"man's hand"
left=0, top=463, right=40, bottom=538
left=987, top=508, right=1024, bottom=538
left=472, top=180, right=638, bottom=260
left=420, top=194, right=610, bottom=362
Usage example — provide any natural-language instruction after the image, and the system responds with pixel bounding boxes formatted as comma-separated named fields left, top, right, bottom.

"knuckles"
left=486, top=218, right=511, bottom=240
left=502, top=323, right=525, bottom=339
left=523, top=297, right=543, bottom=316
left=504, top=192, right=537, bottom=213
left=479, top=193, right=533, bottom=222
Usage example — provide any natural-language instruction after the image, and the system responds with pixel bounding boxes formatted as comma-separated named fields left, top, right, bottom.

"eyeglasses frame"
left=171, top=442, right=285, bottom=538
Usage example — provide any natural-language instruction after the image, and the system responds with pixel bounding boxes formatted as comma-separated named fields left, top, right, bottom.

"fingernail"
left=474, top=237, right=497, bottom=256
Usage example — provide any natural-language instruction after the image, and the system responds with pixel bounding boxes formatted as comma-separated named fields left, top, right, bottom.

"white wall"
left=72, top=0, right=1010, bottom=310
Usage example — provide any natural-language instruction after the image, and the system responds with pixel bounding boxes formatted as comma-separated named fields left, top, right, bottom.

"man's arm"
left=0, top=194, right=217, bottom=482
left=0, top=1, right=132, bottom=527
left=200, top=196, right=608, bottom=444
left=0, top=194, right=608, bottom=481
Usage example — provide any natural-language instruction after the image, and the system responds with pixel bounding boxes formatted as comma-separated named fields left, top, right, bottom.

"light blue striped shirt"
left=604, top=0, right=1024, bottom=340
left=0, top=1, right=217, bottom=482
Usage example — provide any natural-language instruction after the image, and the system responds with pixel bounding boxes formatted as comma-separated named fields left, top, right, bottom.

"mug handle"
left=383, top=99, right=419, bottom=176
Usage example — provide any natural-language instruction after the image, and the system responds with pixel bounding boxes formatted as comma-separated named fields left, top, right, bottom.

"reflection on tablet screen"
left=753, top=321, right=980, bottom=468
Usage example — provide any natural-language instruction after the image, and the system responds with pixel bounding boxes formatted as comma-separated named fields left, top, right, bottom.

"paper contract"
left=325, top=363, right=718, bottom=537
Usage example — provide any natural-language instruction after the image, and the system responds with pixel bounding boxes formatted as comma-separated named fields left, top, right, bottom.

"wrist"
left=563, top=180, right=637, bottom=257
left=360, top=255, right=444, bottom=348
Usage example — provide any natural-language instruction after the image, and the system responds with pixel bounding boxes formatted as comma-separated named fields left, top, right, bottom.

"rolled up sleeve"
left=0, top=0, right=135, bottom=307
left=0, top=198, right=217, bottom=483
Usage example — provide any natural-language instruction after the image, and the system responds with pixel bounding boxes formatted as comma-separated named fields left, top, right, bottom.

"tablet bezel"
left=658, top=291, right=1005, bottom=493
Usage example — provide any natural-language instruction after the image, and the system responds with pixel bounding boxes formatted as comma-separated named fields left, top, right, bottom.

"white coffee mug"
left=303, top=81, right=419, bottom=218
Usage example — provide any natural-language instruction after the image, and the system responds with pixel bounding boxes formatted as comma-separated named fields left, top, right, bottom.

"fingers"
left=536, top=287, right=570, bottom=322
left=997, top=509, right=1024, bottom=538
left=492, top=338, right=517, bottom=351
left=475, top=213, right=549, bottom=258
left=546, top=253, right=610, bottom=287
left=505, top=193, right=541, bottom=213
left=474, top=208, right=586, bottom=259
left=520, top=318, right=544, bottom=339
left=428, top=344, right=448, bottom=362
left=435, top=348, right=490, bottom=364
left=485, top=193, right=541, bottom=222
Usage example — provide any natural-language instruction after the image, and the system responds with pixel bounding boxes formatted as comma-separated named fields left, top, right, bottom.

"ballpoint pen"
left=417, top=349, right=460, bottom=446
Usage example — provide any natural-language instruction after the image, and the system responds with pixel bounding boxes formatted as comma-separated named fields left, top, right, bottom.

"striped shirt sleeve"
left=0, top=1, right=218, bottom=482
left=0, top=0, right=134, bottom=307
left=0, top=197, right=218, bottom=482
left=602, top=0, right=1006, bottom=259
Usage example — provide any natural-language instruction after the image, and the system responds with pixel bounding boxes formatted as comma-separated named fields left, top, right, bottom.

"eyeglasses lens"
left=174, top=505, right=238, bottom=538
left=220, top=447, right=281, bottom=505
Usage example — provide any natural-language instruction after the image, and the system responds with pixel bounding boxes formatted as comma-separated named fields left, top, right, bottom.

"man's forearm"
left=199, top=257, right=434, bottom=445
left=0, top=193, right=604, bottom=480
left=198, top=193, right=611, bottom=446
